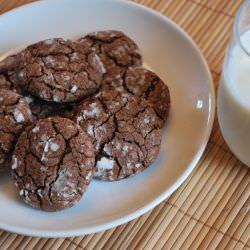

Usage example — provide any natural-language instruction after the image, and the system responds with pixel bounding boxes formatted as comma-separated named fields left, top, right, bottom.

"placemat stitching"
left=195, top=193, right=250, bottom=248
left=65, top=238, right=86, bottom=250
left=243, top=238, right=250, bottom=250
left=208, top=140, right=231, bottom=153
left=187, top=0, right=236, bottom=18
left=162, top=148, right=232, bottom=234
left=162, top=154, right=239, bottom=248
left=162, top=162, right=247, bottom=244
left=211, top=70, right=221, bottom=77
left=221, top=201, right=250, bottom=250
left=207, top=141, right=231, bottom=154
left=165, top=201, right=249, bottom=247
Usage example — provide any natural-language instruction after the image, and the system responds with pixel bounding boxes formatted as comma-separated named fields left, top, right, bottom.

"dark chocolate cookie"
left=73, top=89, right=162, bottom=181
left=11, top=117, right=95, bottom=211
left=0, top=89, right=33, bottom=170
left=124, top=67, right=170, bottom=123
left=16, top=38, right=105, bottom=103
left=101, top=67, right=170, bottom=125
left=0, top=55, right=75, bottom=120
left=0, top=55, right=22, bottom=93
left=78, top=30, right=142, bottom=88
left=0, top=54, right=19, bottom=74
left=0, top=73, right=19, bottom=92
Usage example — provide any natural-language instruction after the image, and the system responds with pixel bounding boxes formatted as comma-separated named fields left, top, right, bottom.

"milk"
left=218, top=31, right=250, bottom=167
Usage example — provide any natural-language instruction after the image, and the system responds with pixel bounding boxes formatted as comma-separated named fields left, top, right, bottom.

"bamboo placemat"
left=0, top=0, right=249, bottom=249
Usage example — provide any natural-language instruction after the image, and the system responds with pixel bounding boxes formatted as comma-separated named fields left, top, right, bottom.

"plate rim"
left=0, top=0, right=215, bottom=238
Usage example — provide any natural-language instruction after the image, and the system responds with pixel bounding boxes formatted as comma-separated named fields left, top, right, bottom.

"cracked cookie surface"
left=0, top=89, right=33, bottom=170
left=123, top=67, right=170, bottom=123
left=0, top=55, right=76, bottom=120
left=73, top=89, right=162, bottom=181
left=11, top=117, right=95, bottom=211
left=0, top=55, right=22, bottom=93
left=78, top=30, right=142, bottom=88
left=16, top=38, right=105, bottom=103
left=101, top=67, right=170, bottom=125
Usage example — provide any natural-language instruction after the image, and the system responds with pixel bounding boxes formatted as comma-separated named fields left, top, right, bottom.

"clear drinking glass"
left=218, top=0, right=250, bottom=167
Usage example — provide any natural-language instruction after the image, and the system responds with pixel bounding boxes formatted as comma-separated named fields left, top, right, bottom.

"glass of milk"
left=218, top=0, right=250, bottom=167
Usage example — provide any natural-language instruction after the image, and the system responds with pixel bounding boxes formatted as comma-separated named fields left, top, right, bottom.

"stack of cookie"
left=0, top=31, right=170, bottom=211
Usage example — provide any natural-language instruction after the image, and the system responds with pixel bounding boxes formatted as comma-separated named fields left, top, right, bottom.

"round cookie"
left=0, top=89, right=33, bottom=170
left=73, top=90, right=162, bottom=181
left=124, top=67, right=170, bottom=123
left=11, top=117, right=95, bottom=211
left=73, top=89, right=127, bottom=153
left=78, top=30, right=142, bottom=87
left=0, top=54, right=76, bottom=119
left=101, top=67, right=170, bottom=125
left=16, top=38, right=105, bottom=103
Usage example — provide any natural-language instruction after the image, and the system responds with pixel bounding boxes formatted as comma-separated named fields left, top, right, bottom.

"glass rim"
left=234, top=0, right=250, bottom=56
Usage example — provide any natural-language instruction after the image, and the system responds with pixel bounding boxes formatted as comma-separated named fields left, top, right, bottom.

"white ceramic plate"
left=0, top=0, right=215, bottom=237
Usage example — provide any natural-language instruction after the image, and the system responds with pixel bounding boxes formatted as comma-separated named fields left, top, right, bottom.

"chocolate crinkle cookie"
left=78, top=30, right=142, bottom=88
left=0, top=54, right=19, bottom=73
left=101, top=67, right=170, bottom=125
left=16, top=38, right=105, bottom=103
left=124, top=67, right=170, bottom=123
left=0, top=54, right=22, bottom=93
left=0, top=73, right=19, bottom=92
left=11, top=117, right=95, bottom=211
left=0, top=55, right=76, bottom=119
left=0, top=89, right=33, bottom=170
left=73, top=89, right=162, bottom=181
